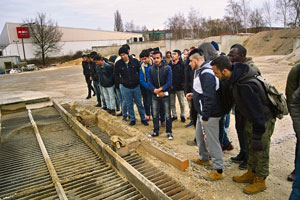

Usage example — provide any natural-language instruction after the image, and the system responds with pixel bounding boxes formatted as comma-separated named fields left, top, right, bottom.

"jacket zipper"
left=158, top=66, right=161, bottom=88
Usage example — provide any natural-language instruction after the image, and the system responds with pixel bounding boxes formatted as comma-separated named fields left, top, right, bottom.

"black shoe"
left=86, top=95, right=91, bottom=99
left=288, top=170, right=296, bottom=182
left=93, top=93, right=96, bottom=96
left=110, top=109, right=116, bottom=116
left=116, top=112, right=122, bottom=116
left=103, top=107, right=107, bottom=110
left=141, top=120, right=149, bottom=126
left=181, top=116, right=186, bottom=123
left=172, top=117, right=177, bottom=121
left=185, top=121, right=194, bottom=128
left=148, top=132, right=159, bottom=138
left=95, top=102, right=101, bottom=107
left=129, top=121, right=136, bottom=126
left=239, top=160, right=248, bottom=170
left=167, top=133, right=174, bottom=140
left=122, top=116, right=128, bottom=121
left=230, top=154, right=244, bottom=163
left=116, top=105, right=120, bottom=111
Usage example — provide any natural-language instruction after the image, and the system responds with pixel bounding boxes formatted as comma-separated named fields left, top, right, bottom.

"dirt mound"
left=57, top=58, right=82, bottom=67
left=244, top=27, right=300, bottom=56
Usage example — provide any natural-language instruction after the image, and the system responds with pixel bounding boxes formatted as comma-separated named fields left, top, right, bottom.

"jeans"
left=120, top=84, right=145, bottom=122
left=290, top=156, right=300, bottom=200
left=141, top=87, right=152, bottom=116
left=116, top=87, right=127, bottom=117
left=219, top=115, right=230, bottom=146
left=170, top=90, right=185, bottom=117
left=85, top=75, right=94, bottom=96
left=102, top=86, right=116, bottom=110
left=93, top=80, right=101, bottom=103
left=152, top=94, right=172, bottom=133
left=98, top=84, right=107, bottom=108
left=225, top=113, right=230, bottom=128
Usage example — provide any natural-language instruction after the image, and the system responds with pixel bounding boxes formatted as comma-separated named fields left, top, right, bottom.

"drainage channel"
left=0, top=107, right=146, bottom=200
left=62, top=104, right=200, bottom=200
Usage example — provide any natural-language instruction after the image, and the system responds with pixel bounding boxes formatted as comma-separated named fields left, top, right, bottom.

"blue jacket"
left=193, top=61, right=222, bottom=121
left=139, top=62, right=152, bottom=90
left=96, top=62, right=114, bottom=87
left=148, top=60, right=172, bottom=93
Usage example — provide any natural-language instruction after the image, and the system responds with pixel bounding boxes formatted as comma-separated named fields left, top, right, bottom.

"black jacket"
left=82, top=61, right=90, bottom=77
left=184, top=59, right=194, bottom=94
left=230, top=62, right=273, bottom=137
left=114, top=57, right=140, bottom=89
left=169, top=59, right=185, bottom=91
left=89, top=61, right=98, bottom=81
left=96, top=62, right=114, bottom=87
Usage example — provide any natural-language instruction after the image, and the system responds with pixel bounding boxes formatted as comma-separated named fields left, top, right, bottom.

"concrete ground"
left=0, top=56, right=296, bottom=200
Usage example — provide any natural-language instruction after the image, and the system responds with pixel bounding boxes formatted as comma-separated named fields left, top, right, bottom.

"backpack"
left=244, top=75, right=288, bottom=119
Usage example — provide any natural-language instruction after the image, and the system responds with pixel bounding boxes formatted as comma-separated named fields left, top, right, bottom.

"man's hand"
left=90, top=77, right=92, bottom=81
left=154, top=87, right=163, bottom=94
left=158, top=91, right=165, bottom=97
left=202, top=120, right=208, bottom=124
left=186, top=93, right=193, bottom=101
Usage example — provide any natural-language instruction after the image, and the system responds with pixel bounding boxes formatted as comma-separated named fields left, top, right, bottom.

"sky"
left=0, top=0, right=280, bottom=32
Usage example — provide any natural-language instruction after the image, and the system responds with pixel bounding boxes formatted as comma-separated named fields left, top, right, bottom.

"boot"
left=243, top=175, right=266, bottom=194
left=233, top=168, right=256, bottom=183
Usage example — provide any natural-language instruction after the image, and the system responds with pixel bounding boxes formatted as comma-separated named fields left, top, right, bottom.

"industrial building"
left=0, top=22, right=143, bottom=60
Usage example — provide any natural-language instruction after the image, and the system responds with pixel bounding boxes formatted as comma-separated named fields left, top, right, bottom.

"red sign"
left=16, top=27, right=30, bottom=38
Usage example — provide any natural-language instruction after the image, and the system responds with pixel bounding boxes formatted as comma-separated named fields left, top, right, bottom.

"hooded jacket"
left=169, top=59, right=185, bottom=91
left=230, top=62, right=273, bottom=137
left=96, top=62, right=114, bottom=88
left=89, top=61, right=99, bottom=81
left=192, top=61, right=222, bottom=121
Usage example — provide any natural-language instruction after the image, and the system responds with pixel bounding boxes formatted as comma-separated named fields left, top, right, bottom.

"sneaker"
left=204, top=170, right=223, bottom=181
left=110, top=109, right=116, bottom=116
left=167, top=133, right=173, bottom=140
left=129, top=121, right=136, bottom=126
left=122, top=116, right=128, bottom=121
left=95, top=102, right=101, bottom=107
left=141, top=120, right=149, bottom=126
left=185, top=121, right=194, bottom=128
left=86, top=95, right=91, bottom=99
left=191, top=158, right=209, bottom=165
left=222, top=142, right=234, bottom=151
left=231, top=153, right=244, bottom=163
left=239, top=160, right=248, bottom=170
left=93, top=93, right=96, bottom=96
left=146, top=115, right=150, bottom=121
left=161, top=121, right=166, bottom=127
left=172, top=117, right=177, bottom=121
left=102, top=107, right=107, bottom=110
left=180, top=116, right=186, bottom=123
left=288, top=170, right=296, bottom=182
left=116, top=112, right=123, bottom=116
left=148, top=132, right=159, bottom=138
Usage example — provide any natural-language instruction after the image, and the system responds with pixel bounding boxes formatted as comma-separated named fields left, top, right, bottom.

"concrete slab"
left=0, top=91, right=50, bottom=106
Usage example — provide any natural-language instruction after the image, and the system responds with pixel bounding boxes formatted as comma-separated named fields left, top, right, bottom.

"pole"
left=21, top=34, right=26, bottom=62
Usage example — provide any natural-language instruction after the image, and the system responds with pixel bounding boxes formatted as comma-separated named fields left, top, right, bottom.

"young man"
left=228, top=44, right=260, bottom=170
left=169, top=49, right=186, bottom=122
left=82, top=54, right=95, bottom=99
left=148, top=51, right=173, bottom=140
left=165, top=51, right=172, bottom=64
left=187, top=49, right=224, bottom=181
left=211, top=56, right=276, bottom=194
left=114, top=47, right=148, bottom=126
left=286, top=64, right=300, bottom=182
left=94, top=55, right=116, bottom=115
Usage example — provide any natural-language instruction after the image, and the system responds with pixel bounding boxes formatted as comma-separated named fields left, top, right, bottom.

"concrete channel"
left=0, top=98, right=200, bottom=200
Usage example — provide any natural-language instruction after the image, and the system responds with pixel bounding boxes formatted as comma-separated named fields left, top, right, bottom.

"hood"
left=230, top=62, right=257, bottom=83
left=246, top=57, right=254, bottom=64
left=199, top=61, right=212, bottom=72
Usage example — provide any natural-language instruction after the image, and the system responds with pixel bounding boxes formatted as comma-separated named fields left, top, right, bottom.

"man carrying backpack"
left=211, top=56, right=276, bottom=194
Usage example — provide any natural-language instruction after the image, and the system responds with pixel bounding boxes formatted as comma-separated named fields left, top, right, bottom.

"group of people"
left=81, top=42, right=300, bottom=197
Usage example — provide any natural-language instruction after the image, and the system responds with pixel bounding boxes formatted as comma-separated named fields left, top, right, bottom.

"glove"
left=251, top=139, right=263, bottom=151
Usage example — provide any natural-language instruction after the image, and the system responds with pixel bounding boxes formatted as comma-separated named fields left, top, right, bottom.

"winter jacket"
left=169, top=59, right=185, bottom=91
left=89, top=61, right=98, bottom=81
left=286, top=64, right=300, bottom=109
left=192, top=61, right=222, bottom=121
left=148, top=60, right=172, bottom=93
left=114, top=57, right=140, bottom=89
left=82, top=61, right=90, bottom=77
left=96, top=62, right=114, bottom=88
left=139, top=60, right=153, bottom=90
left=230, top=62, right=273, bottom=138
left=184, top=58, right=194, bottom=94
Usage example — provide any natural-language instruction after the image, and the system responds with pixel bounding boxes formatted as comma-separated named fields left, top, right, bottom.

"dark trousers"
left=290, top=156, right=300, bottom=200
left=85, top=75, right=94, bottom=96
left=152, top=94, right=172, bottom=134
left=235, top=107, right=248, bottom=161
left=93, top=80, right=101, bottom=103
left=141, top=88, right=152, bottom=116
left=190, top=99, right=197, bottom=127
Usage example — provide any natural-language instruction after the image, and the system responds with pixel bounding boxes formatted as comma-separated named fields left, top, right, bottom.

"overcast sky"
left=0, top=0, right=280, bottom=32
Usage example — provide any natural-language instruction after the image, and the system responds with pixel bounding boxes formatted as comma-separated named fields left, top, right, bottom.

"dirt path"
left=0, top=56, right=295, bottom=199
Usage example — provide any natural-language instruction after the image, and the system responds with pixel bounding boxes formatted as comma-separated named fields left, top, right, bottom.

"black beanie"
left=118, top=47, right=129, bottom=55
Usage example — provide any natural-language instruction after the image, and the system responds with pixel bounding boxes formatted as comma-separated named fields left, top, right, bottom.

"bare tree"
left=249, top=9, right=266, bottom=29
left=263, top=0, right=273, bottom=29
left=288, top=0, right=300, bottom=27
left=239, top=0, right=250, bottom=33
left=165, top=12, right=187, bottom=39
left=187, top=8, right=204, bottom=39
left=226, top=0, right=242, bottom=33
left=114, top=10, right=124, bottom=31
left=124, top=20, right=141, bottom=32
left=276, top=0, right=290, bottom=28
left=25, top=12, right=62, bottom=66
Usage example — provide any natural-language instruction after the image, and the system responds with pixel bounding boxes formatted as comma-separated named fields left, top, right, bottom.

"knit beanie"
left=118, top=47, right=129, bottom=55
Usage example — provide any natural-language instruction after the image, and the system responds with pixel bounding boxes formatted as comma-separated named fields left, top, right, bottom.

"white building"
left=0, top=22, right=143, bottom=60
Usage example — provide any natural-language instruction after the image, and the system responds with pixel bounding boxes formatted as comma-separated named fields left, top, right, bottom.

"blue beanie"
left=211, top=41, right=219, bottom=51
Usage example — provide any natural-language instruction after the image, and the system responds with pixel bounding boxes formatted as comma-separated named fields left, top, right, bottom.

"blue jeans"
left=290, top=156, right=300, bottom=200
left=152, top=94, right=172, bottom=133
left=102, top=86, right=116, bottom=110
left=116, top=87, right=127, bottom=116
left=98, top=84, right=107, bottom=108
left=141, top=87, right=152, bottom=116
left=225, top=113, right=230, bottom=128
left=120, top=84, right=145, bottom=122
left=93, top=81, right=101, bottom=103
left=219, top=115, right=230, bottom=146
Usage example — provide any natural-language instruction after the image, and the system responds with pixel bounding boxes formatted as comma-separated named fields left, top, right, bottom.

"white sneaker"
left=167, top=133, right=173, bottom=140
left=148, top=132, right=158, bottom=138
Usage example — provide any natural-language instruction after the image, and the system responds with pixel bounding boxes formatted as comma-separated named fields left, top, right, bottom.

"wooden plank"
left=141, top=141, right=189, bottom=172
left=27, top=109, right=68, bottom=200
left=0, top=108, right=2, bottom=143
